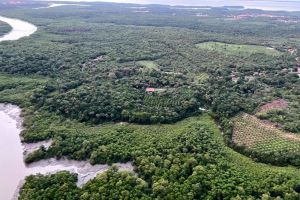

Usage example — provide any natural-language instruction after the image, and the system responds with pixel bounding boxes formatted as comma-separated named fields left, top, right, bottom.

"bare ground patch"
left=257, top=99, right=288, bottom=113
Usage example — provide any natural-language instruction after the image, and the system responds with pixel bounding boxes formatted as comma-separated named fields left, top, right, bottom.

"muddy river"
left=0, top=104, right=133, bottom=200
left=0, top=16, right=37, bottom=42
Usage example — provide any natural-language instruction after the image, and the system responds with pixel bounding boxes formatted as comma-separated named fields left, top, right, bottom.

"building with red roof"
left=146, top=88, right=155, bottom=93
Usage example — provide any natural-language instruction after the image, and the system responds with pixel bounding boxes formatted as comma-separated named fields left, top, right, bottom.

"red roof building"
left=146, top=88, right=155, bottom=92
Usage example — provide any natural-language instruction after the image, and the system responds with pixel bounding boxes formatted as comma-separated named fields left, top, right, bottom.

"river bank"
left=0, top=104, right=134, bottom=200
left=0, top=15, right=134, bottom=199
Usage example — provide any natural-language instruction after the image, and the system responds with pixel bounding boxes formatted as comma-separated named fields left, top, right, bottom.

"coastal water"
left=45, top=0, right=300, bottom=11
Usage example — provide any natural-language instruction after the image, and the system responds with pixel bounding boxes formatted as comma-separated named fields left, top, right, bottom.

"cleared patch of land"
left=195, top=72, right=209, bottom=83
left=196, top=42, right=282, bottom=56
left=257, top=99, right=288, bottom=113
left=232, top=113, right=300, bottom=159
left=137, top=60, right=159, bottom=70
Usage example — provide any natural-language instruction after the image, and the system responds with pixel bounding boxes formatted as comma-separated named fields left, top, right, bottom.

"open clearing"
left=257, top=99, right=288, bottom=113
left=196, top=41, right=282, bottom=56
left=195, top=72, right=209, bottom=83
left=137, top=60, right=159, bottom=70
left=232, top=113, right=300, bottom=154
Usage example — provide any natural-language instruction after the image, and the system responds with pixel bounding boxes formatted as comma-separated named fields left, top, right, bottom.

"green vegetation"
left=232, top=113, right=300, bottom=166
left=1, top=2, right=300, bottom=199
left=19, top=172, right=80, bottom=199
left=137, top=60, right=159, bottom=70
left=290, top=38, right=300, bottom=44
left=0, top=21, right=11, bottom=36
left=195, top=72, right=209, bottom=83
left=19, top=113, right=300, bottom=199
left=196, top=41, right=282, bottom=56
left=0, top=73, right=46, bottom=105
left=257, top=106, right=300, bottom=133
left=0, top=4, right=298, bottom=128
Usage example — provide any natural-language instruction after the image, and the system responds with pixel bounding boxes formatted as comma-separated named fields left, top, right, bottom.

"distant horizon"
left=36, top=0, right=300, bottom=11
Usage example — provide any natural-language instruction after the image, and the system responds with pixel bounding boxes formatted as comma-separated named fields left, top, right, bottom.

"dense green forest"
left=0, top=21, right=11, bottom=35
left=18, top=113, right=300, bottom=199
left=1, top=1, right=300, bottom=199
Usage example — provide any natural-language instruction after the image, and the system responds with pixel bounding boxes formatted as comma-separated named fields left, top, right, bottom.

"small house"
left=146, top=88, right=156, bottom=93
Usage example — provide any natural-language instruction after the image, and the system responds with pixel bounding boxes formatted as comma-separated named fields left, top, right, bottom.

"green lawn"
left=196, top=41, right=282, bottom=56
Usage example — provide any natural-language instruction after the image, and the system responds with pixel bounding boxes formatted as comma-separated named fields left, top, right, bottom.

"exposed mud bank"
left=0, top=104, right=134, bottom=200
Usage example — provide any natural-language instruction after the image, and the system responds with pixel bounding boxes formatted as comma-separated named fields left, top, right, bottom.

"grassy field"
left=196, top=42, right=282, bottom=56
left=232, top=113, right=300, bottom=165
left=136, top=60, right=159, bottom=70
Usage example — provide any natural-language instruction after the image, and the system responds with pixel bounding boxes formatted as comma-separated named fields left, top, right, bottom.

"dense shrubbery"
left=258, top=108, right=300, bottom=133
left=1, top=3, right=299, bottom=127
left=20, top=114, right=300, bottom=199
left=19, top=172, right=80, bottom=200
left=0, top=21, right=11, bottom=36
left=1, top=3, right=300, bottom=199
left=30, top=68, right=201, bottom=124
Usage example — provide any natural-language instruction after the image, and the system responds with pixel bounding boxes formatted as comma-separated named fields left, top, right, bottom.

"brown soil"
left=257, top=99, right=288, bottom=113
left=281, top=133, right=300, bottom=141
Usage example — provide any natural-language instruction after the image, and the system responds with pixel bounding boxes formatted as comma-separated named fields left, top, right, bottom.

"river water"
left=0, top=16, right=37, bottom=42
left=0, top=104, right=134, bottom=200
left=0, top=105, right=25, bottom=200
left=0, top=16, right=133, bottom=200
